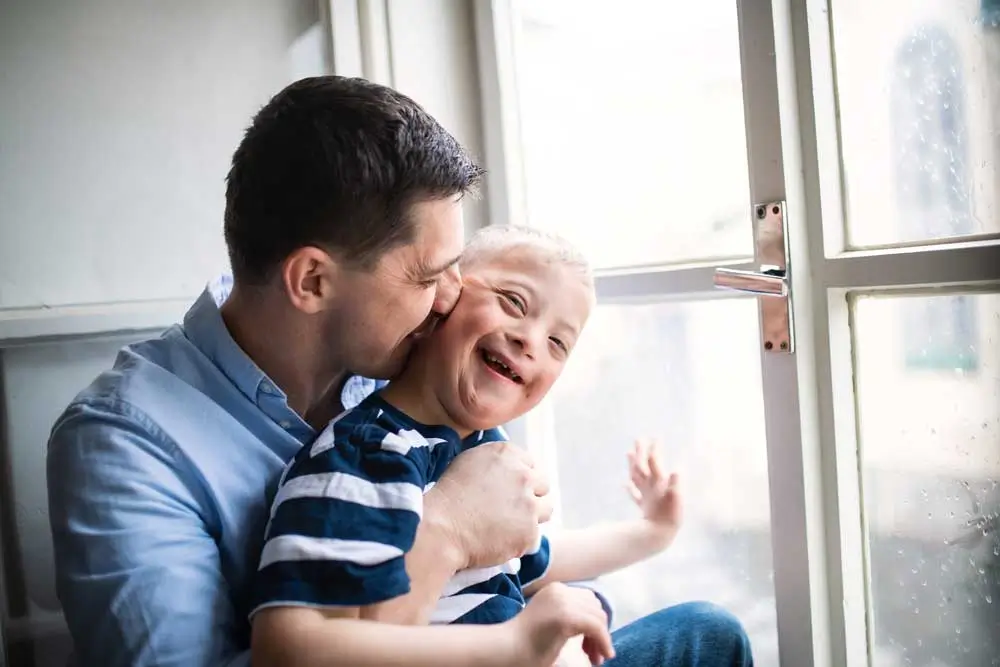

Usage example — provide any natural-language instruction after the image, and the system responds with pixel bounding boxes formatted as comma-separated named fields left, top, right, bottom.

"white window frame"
left=474, top=1, right=1000, bottom=666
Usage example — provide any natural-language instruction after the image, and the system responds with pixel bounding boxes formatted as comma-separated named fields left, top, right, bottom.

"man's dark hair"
left=224, top=76, right=484, bottom=285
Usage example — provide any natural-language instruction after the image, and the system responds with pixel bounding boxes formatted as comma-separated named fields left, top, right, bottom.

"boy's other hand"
left=510, top=583, right=614, bottom=667
left=426, top=441, right=552, bottom=569
left=553, top=636, right=598, bottom=667
left=627, top=437, right=683, bottom=538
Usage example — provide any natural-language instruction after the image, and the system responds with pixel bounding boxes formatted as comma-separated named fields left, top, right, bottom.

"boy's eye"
left=503, top=292, right=526, bottom=313
left=550, top=337, right=568, bottom=353
left=420, top=277, right=439, bottom=288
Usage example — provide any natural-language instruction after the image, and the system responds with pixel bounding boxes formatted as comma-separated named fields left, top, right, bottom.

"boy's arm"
left=523, top=519, right=675, bottom=595
left=252, top=607, right=517, bottom=667
left=252, top=582, right=615, bottom=667
left=524, top=439, right=682, bottom=595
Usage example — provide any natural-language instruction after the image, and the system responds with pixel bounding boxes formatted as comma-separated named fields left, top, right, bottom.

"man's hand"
left=627, top=438, right=682, bottom=536
left=508, top=584, right=614, bottom=667
left=424, top=441, right=552, bottom=569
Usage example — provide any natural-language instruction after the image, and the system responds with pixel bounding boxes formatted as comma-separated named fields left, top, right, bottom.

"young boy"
left=250, top=226, right=682, bottom=667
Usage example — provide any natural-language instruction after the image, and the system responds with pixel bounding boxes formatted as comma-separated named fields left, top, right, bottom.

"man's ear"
left=280, top=246, right=338, bottom=315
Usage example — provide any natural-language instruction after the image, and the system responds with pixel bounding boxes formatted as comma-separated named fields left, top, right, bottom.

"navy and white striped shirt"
left=251, top=392, right=551, bottom=624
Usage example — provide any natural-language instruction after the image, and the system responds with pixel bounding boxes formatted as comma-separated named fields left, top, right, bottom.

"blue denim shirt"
left=46, top=278, right=381, bottom=667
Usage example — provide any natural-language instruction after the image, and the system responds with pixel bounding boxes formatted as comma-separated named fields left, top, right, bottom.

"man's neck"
left=220, top=284, right=346, bottom=428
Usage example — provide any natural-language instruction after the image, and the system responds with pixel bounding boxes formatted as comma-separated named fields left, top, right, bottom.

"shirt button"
left=279, top=420, right=292, bottom=429
left=260, top=383, right=273, bottom=395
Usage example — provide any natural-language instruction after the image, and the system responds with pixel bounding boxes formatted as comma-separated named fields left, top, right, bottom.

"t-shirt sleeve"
left=518, top=533, right=552, bottom=587
left=250, top=418, right=429, bottom=618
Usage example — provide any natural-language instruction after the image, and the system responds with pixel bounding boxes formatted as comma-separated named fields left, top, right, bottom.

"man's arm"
left=361, top=440, right=553, bottom=625
left=47, top=404, right=249, bottom=667
left=360, top=488, right=465, bottom=624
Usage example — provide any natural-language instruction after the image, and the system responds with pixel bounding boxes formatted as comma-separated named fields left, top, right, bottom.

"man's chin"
left=381, top=343, right=416, bottom=381
left=409, top=314, right=443, bottom=341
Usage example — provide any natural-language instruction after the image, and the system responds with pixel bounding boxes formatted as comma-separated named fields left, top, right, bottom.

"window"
left=890, top=27, right=979, bottom=372
left=479, top=0, right=1000, bottom=664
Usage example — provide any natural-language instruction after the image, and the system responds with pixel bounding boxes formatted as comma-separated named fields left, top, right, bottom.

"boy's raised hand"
left=626, top=437, right=683, bottom=535
left=508, top=583, right=614, bottom=666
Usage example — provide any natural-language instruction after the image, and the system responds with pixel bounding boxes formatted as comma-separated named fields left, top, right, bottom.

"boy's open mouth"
left=479, top=348, right=523, bottom=384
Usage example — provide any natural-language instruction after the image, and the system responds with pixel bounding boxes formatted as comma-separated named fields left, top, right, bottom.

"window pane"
left=515, top=2, right=752, bottom=269
left=549, top=299, right=777, bottom=664
left=854, top=292, right=1000, bottom=666
left=832, top=1, right=1000, bottom=247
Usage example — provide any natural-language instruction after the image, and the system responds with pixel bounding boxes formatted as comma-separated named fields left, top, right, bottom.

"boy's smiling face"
left=414, top=247, right=594, bottom=432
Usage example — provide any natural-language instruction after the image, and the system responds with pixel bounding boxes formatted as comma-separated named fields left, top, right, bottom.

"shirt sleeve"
left=47, top=402, right=250, bottom=667
left=251, top=418, right=429, bottom=616
left=518, top=534, right=552, bottom=588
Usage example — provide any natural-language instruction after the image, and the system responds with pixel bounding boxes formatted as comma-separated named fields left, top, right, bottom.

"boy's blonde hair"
left=461, top=225, right=593, bottom=285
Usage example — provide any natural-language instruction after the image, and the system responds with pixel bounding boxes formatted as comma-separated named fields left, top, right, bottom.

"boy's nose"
left=508, top=327, right=541, bottom=360
left=432, top=264, right=462, bottom=316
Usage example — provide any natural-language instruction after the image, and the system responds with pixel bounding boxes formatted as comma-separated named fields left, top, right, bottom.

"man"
left=47, top=76, right=752, bottom=666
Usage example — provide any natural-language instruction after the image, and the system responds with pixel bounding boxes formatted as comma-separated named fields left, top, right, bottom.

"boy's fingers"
left=625, top=481, right=642, bottom=504
left=635, top=439, right=651, bottom=477
left=648, top=447, right=667, bottom=481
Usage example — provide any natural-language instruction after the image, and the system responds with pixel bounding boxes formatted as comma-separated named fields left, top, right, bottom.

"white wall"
left=0, top=0, right=488, bottom=315
left=0, top=0, right=333, bottom=311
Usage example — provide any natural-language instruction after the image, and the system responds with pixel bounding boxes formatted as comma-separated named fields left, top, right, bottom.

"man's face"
left=332, top=196, right=465, bottom=379
left=415, top=248, right=594, bottom=431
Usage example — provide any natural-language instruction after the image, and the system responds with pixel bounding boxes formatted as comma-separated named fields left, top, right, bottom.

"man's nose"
left=432, top=264, right=462, bottom=316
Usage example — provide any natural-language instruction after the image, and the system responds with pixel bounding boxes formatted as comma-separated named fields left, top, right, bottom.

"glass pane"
left=832, top=1, right=1000, bottom=247
left=515, top=2, right=752, bottom=269
left=548, top=299, right=778, bottom=664
left=854, top=292, right=1000, bottom=667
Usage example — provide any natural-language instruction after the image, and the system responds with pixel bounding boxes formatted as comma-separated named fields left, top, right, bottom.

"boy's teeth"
left=483, top=350, right=520, bottom=381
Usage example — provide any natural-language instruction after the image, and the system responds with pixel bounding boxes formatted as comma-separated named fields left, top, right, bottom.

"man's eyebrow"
left=416, top=253, right=463, bottom=279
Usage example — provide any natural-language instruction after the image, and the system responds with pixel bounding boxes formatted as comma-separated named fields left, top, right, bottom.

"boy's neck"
left=378, top=366, right=475, bottom=440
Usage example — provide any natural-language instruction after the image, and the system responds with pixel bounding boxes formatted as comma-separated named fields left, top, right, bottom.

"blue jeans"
left=605, top=602, right=754, bottom=667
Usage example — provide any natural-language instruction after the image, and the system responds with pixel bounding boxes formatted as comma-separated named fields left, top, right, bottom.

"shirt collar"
left=182, top=275, right=383, bottom=411
left=183, top=276, right=270, bottom=404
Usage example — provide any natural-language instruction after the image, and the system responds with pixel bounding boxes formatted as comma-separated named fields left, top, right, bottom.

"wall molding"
left=323, top=0, right=394, bottom=85
left=0, top=298, right=192, bottom=346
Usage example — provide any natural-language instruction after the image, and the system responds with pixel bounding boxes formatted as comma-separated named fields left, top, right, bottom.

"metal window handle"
left=713, top=267, right=787, bottom=296
left=714, top=201, right=795, bottom=352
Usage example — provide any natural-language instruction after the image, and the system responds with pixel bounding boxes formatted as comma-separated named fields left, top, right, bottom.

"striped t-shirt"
left=250, top=392, right=551, bottom=624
